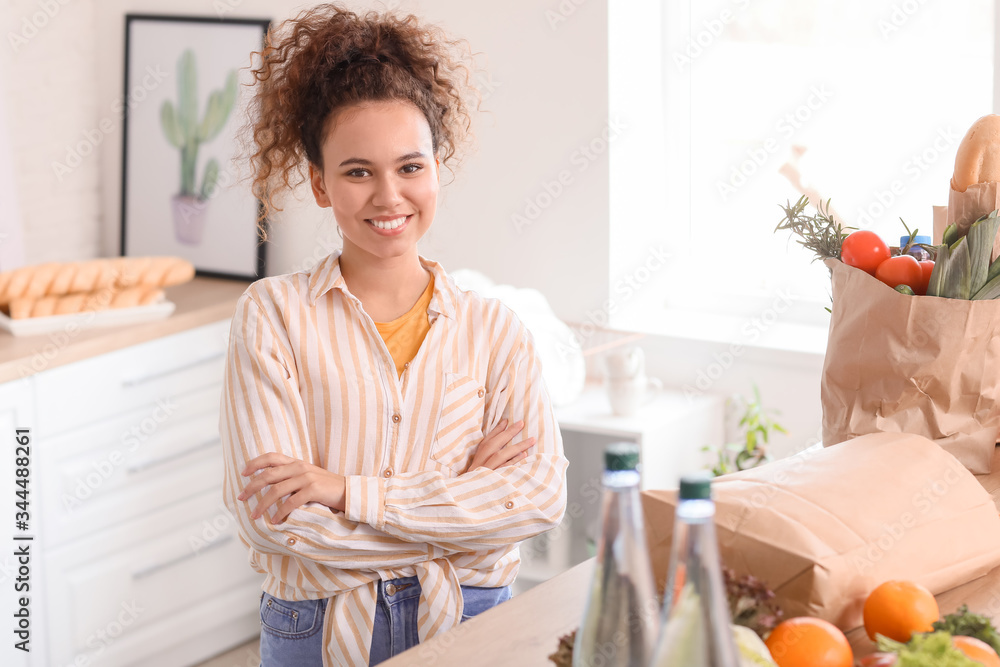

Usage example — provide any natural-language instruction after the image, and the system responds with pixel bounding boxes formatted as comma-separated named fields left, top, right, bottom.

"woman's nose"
left=371, top=174, right=404, bottom=207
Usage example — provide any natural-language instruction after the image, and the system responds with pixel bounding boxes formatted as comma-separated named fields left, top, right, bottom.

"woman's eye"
left=346, top=169, right=370, bottom=178
left=401, top=164, right=422, bottom=174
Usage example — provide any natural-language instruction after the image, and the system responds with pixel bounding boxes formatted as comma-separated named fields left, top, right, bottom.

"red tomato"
left=875, top=254, right=922, bottom=291
left=842, top=231, right=891, bottom=275
left=914, top=260, right=934, bottom=296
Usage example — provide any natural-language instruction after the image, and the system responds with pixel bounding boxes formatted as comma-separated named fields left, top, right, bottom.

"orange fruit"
left=953, top=635, right=1000, bottom=667
left=764, top=617, right=854, bottom=667
left=863, top=580, right=939, bottom=642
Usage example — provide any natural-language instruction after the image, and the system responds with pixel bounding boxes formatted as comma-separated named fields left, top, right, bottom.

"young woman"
left=219, top=4, right=569, bottom=666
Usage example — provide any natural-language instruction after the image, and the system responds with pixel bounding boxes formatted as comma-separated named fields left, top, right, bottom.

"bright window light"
left=610, top=0, right=994, bottom=343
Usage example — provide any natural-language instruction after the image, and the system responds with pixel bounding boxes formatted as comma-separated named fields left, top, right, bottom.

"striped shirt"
left=219, top=249, right=569, bottom=666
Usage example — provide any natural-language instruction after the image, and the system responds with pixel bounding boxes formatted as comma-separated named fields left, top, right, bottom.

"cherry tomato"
left=914, top=259, right=934, bottom=296
left=875, top=254, right=922, bottom=290
left=842, top=230, right=891, bottom=275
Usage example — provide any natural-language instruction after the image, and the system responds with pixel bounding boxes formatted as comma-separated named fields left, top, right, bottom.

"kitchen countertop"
left=382, top=445, right=1000, bottom=665
left=0, top=275, right=250, bottom=383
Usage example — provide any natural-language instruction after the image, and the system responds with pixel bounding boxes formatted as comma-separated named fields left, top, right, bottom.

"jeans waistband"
left=378, top=576, right=420, bottom=603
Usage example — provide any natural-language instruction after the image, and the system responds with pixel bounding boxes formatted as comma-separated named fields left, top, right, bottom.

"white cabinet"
left=0, top=319, right=264, bottom=667
left=515, top=382, right=724, bottom=592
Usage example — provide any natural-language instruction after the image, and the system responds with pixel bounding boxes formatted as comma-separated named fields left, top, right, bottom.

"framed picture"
left=121, top=14, right=270, bottom=281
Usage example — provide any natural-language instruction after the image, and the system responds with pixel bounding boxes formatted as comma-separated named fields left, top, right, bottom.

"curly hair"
left=239, top=2, right=482, bottom=239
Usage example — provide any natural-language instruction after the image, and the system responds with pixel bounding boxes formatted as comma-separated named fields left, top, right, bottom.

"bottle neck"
left=676, top=497, right=715, bottom=523
left=602, top=468, right=640, bottom=489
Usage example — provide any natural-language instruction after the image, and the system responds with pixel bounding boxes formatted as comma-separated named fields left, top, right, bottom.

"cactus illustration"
left=160, top=49, right=237, bottom=201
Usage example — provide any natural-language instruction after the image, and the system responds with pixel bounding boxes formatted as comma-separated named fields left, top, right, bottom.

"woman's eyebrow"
left=338, top=151, right=427, bottom=167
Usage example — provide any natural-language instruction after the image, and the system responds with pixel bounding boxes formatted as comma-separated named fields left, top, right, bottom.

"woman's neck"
left=338, top=245, right=431, bottom=320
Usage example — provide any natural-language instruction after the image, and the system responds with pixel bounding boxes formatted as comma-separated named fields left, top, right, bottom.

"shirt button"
left=477, top=388, right=485, bottom=398
left=384, top=468, right=394, bottom=478
left=386, top=583, right=397, bottom=596
left=287, top=537, right=296, bottom=545
left=505, top=501, right=514, bottom=509
left=404, top=362, right=410, bottom=368
left=392, top=413, right=401, bottom=423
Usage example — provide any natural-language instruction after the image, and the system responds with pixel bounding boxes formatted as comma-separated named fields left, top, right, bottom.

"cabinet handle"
left=131, top=533, right=234, bottom=581
left=126, top=436, right=220, bottom=474
left=121, top=350, right=226, bottom=388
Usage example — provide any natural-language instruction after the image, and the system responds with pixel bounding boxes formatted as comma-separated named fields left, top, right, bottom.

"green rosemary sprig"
left=775, top=195, right=853, bottom=263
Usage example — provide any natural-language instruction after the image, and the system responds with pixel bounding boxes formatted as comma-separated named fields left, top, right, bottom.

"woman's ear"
left=309, top=163, right=331, bottom=207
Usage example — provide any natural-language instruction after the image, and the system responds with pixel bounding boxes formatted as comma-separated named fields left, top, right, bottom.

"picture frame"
left=121, top=13, right=270, bottom=281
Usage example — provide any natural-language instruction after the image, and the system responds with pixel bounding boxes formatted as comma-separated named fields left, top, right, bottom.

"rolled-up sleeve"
left=343, top=319, right=569, bottom=551
left=220, top=290, right=461, bottom=567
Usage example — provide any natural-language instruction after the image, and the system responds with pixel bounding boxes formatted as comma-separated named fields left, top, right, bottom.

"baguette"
left=0, top=257, right=194, bottom=306
left=952, top=114, right=1000, bottom=192
left=6, top=286, right=165, bottom=319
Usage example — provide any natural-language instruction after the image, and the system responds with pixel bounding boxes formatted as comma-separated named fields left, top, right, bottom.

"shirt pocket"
left=432, top=372, right=487, bottom=474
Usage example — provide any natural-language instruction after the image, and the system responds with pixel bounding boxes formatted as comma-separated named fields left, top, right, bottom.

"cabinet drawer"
left=34, top=319, right=230, bottom=436
left=38, top=384, right=224, bottom=547
left=78, top=583, right=262, bottom=667
left=44, top=490, right=260, bottom=667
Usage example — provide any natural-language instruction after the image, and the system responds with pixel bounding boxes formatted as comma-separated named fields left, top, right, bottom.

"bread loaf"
left=0, top=256, right=194, bottom=306
left=6, top=286, right=165, bottom=319
left=952, top=114, right=1000, bottom=192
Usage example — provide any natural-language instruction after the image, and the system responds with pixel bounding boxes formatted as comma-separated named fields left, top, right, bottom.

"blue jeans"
left=258, top=576, right=512, bottom=666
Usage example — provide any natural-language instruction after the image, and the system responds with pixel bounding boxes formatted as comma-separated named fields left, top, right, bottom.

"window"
left=609, top=0, right=994, bottom=349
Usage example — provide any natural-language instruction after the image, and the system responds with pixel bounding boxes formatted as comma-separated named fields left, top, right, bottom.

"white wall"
left=2, top=0, right=102, bottom=264
left=7, top=0, right=822, bottom=457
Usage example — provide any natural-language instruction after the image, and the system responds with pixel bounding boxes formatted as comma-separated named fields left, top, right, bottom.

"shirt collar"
left=307, top=248, right=458, bottom=320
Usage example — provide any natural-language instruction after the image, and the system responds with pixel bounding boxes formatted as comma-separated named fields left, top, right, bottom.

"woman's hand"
left=464, top=419, right=536, bottom=474
left=238, top=452, right=346, bottom=523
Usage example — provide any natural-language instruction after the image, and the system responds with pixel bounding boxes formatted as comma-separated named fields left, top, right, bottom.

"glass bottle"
left=650, top=473, right=739, bottom=667
left=573, top=442, right=658, bottom=667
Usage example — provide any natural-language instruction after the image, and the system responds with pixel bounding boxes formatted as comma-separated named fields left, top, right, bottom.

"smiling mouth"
left=365, top=215, right=411, bottom=230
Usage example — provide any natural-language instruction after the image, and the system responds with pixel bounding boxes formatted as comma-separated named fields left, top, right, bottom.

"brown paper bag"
left=821, top=258, right=1000, bottom=474
left=932, top=183, right=1000, bottom=260
left=641, top=433, right=1000, bottom=632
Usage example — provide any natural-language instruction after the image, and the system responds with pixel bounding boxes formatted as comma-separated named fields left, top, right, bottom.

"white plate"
left=0, top=300, right=176, bottom=337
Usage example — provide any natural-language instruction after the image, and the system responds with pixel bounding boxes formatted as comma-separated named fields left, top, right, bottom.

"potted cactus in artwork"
left=160, top=48, right=237, bottom=245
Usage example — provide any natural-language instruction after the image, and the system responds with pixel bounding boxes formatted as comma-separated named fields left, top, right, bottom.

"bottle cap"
left=604, top=442, right=640, bottom=471
left=679, top=471, right=713, bottom=500
left=900, top=234, right=931, bottom=247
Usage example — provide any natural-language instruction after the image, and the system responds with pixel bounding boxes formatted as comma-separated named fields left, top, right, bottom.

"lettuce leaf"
left=933, top=604, right=1000, bottom=654
left=876, top=631, right=980, bottom=666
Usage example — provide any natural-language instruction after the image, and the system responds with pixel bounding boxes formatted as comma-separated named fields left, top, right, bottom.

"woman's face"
left=309, top=100, right=439, bottom=261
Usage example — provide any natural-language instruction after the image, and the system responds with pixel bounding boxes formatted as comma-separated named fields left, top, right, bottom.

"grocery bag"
left=821, top=257, right=1000, bottom=474
left=641, top=433, right=1000, bottom=632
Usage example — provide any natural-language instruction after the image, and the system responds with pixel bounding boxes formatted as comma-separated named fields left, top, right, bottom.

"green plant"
left=775, top=195, right=853, bottom=263
left=160, top=49, right=237, bottom=201
left=704, top=385, right=787, bottom=476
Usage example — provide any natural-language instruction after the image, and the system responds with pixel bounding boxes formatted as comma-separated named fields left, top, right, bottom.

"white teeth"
left=368, top=216, right=408, bottom=230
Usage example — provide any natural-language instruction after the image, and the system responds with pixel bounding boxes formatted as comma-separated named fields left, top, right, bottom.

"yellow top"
left=374, top=272, right=435, bottom=378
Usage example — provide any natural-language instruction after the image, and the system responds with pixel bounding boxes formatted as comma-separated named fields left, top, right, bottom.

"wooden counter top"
left=385, top=447, right=1000, bottom=665
left=0, top=276, right=250, bottom=383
